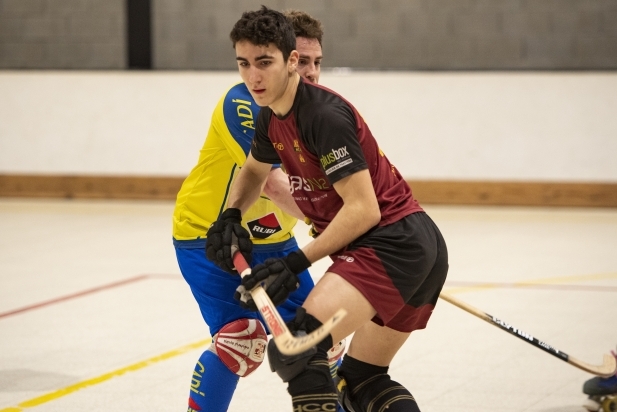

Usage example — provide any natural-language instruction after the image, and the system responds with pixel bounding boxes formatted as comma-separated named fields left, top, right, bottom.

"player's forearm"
left=302, top=200, right=379, bottom=263
left=302, top=170, right=380, bottom=263
left=303, top=176, right=380, bottom=265
left=263, top=168, right=304, bottom=220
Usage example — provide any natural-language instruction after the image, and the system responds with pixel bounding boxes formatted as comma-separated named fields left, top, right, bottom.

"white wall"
left=1, top=70, right=616, bottom=182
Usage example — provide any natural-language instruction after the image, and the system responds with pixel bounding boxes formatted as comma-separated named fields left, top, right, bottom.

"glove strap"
left=285, top=250, right=311, bottom=274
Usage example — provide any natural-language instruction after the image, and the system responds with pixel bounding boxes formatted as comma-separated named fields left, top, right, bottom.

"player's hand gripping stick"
left=231, top=236, right=347, bottom=356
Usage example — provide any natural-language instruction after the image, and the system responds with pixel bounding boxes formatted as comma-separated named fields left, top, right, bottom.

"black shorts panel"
left=327, top=212, right=448, bottom=332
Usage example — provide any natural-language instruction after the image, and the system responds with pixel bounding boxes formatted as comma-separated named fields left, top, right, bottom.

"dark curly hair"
left=284, top=10, right=323, bottom=46
left=230, top=6, right=296, bottom=62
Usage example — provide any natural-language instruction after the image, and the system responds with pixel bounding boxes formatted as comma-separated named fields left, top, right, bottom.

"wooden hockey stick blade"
left=439, top=292, right=617, bottom=377
left=232, top=248, right=347, bottom=356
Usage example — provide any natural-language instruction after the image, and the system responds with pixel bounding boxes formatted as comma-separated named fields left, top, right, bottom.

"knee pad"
left=338, top=356, right=419, bottom=412
left=210, top=318, right=267, bottom=377
left=267, top=308, right=334, bottom=384
left=269, top=337, right=337, bottom=405
left=267, top=338, right=317, bottom=382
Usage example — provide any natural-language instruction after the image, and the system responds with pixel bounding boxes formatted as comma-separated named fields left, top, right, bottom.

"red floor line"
left=146, top=273, right=183, bottom=279
left=3, top=275, right=610, bottom=320
left=0, top=274, right=152, bottom=319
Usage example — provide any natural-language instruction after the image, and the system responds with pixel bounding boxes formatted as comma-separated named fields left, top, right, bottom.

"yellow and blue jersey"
left=173, top=82, right=297, bottom=247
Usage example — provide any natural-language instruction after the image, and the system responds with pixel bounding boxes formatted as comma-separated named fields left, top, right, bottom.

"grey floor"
left=0, top=198, right=615, bottom=412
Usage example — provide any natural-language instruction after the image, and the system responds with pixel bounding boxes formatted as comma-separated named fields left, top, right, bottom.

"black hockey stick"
left=440, top=292, right=617, bottom=377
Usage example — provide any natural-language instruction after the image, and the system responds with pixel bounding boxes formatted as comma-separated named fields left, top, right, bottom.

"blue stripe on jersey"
left=222, top=83, right=260, bottom=156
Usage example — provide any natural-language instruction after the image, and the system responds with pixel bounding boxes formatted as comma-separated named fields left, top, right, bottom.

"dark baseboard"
left=1, top=174, right=616, bottom=207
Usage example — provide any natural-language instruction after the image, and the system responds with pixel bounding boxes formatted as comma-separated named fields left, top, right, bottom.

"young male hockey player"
left=207, top=6, right=449, bottom=412
left=172, top=10, right=344, bottom=412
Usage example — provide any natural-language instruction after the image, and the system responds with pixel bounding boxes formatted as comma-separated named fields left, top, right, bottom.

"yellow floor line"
left=0, top=338, right=211, bottom=412
left=2, top=273, right=615, bottom=411
left=444, top=272, right=617, bottom=295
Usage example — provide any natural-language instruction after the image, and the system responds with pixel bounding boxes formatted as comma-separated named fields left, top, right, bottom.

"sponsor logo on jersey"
left=289, top=176, right=330, bottom=194
left=246, top=213, right=282, bottom=239
left=337, top=255, right=355, bottom=263
left=272, top=142, right=284, bottom=151
left=324, top=158, right=353, bottom=175
left=232, top=98, right=255, bottom=131
left=320, top=146, right=353, bottom=175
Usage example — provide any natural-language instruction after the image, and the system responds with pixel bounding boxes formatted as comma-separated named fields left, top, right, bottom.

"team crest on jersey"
left=247, top=213, right=282, bottom=239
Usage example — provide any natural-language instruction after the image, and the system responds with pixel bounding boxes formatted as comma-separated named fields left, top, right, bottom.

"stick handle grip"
left=230, top=233, right=251, bottom=277
left=232, top=249, right=251, bottom=277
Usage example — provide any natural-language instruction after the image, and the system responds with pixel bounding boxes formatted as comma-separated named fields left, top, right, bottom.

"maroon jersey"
left=251, top=79, right=423, bottom=234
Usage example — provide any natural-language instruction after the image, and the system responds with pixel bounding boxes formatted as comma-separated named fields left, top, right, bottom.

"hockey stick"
left=231, top=245, right=347, bottom=356
left=439, top=292, right=617, bottom=378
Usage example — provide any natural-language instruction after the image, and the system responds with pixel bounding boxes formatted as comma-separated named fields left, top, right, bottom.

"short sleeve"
left=250, top=107, right=282, bottom=164
left=309, top=103, right=367, bottom=184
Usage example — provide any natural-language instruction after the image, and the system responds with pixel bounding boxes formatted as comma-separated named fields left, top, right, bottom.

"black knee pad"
left=338, top=356, right=420, bottom=412
left=267, top=338, right=317, bottom=382
left=267, top=308, right=334, bottom=386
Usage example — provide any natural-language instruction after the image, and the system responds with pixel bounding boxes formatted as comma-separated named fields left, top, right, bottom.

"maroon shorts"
left=327, top=212, right=448, bottom=333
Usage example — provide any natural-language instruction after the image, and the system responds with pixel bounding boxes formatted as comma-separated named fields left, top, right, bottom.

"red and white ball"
left=214, top=318, right=267, bottom=377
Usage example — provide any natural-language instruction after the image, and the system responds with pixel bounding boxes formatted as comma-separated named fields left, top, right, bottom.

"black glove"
left=234, top=250, right=311, bottom=311
left=205, top=208, right=253, bottom=274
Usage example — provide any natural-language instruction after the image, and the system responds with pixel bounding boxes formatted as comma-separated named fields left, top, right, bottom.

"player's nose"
left=248, top=66, right=261, bottom=84
left=304, top=65, right=317, bottom=83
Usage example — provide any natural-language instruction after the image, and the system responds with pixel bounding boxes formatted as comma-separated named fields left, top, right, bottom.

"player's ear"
left=288, top=50, right=299, bottom=74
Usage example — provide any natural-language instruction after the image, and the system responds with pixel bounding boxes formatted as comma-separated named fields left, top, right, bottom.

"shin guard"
left=272, top=308, right=339, bottom=411
left=287, top=343, right=338, bottom=412
left=188, top=349, right=239, bottom=412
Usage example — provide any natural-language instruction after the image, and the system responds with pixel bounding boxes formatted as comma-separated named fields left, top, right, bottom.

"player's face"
left=235, top=40, right=299, bottom=109
left=295, top=37, right=322, bottom=84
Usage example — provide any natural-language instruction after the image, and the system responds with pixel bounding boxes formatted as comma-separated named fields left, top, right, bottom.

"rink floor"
left=0, top=198, right=615, bottom=412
